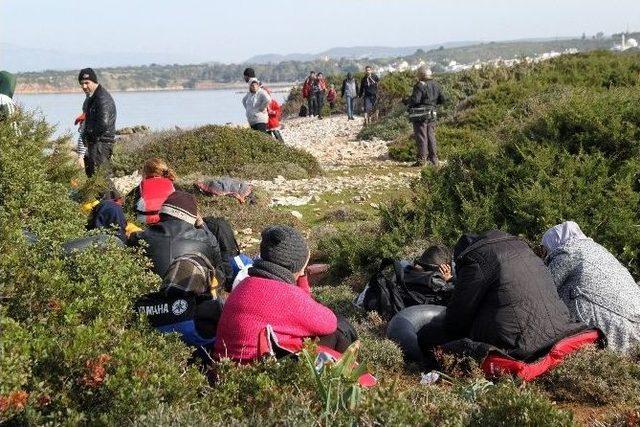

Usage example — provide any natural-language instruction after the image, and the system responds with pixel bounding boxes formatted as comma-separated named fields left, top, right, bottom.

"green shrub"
left=471, top=381, right=575, bottom=426
left=358, top=106, right=412, bottom=141
left=112, top=125, right=322, bottom=180
left=539, top=347, right=640, bottom=406
left=0, top=115, right=209, bottom=424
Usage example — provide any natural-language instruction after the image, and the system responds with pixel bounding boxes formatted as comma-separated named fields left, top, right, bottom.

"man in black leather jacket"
left=407, top=67, right=446, bottom=167
left=78, top=68, right=117, bottom=177
left=128, top=191, right=231, bottom=287
left=418, top=230, right=586, bottom=363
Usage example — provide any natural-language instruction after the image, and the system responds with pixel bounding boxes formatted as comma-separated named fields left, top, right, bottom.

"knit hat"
left=78, top=68, right=98, bottom=83
left=248, top=77, right=259, bottom=85
left=160, top=191, right=198, bottom=225
left=243, top=67, right=256, bottom=78
left=259, top=225, right=309, bottom=273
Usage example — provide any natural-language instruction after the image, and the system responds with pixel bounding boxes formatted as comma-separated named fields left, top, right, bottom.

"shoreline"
left=16, top=81, right=297, bottom=95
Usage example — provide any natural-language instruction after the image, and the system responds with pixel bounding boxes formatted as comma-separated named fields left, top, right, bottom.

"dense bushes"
left=323, top=51, right=640, bottom=278
left=112, top=125, right=322, bottom=180
left=0, top=115, right=207, bottom=424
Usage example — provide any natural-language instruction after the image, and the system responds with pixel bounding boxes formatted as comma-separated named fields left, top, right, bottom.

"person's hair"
left=243, top=67, right=255, bottom=78
left=416, top=244, right=452, bottom=269
left=317, top=72, right=324, bottom=76
left=417, top=66, right=430, bottom=81
left=365, top=65, right=372, bottom=70
left=310, top=70, right=316, bottom=74
left=143, top=157, right=177, bottom=180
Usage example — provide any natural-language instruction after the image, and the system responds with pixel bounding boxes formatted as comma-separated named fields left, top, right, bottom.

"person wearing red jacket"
left=131, top=158, right=176, bottom=225
left=326, top=84, right=337, bottom=113
left=214, top=225, right=357, bottom=362
left=302, top=71, right=317, bottom=117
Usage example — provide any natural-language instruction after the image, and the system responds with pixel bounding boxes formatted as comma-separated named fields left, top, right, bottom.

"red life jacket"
left=262, top=85, right=282, bottom=131
left=136, top=177, right=175, bottom=224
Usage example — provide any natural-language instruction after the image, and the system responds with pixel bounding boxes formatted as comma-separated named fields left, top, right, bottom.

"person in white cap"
left=242, top=77, right=271, bottom=133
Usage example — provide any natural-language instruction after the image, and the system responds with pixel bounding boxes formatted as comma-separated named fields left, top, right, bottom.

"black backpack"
left=362, top=259, right=417, bottom=318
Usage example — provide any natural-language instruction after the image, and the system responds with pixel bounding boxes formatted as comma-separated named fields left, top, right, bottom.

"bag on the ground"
left=195, top=177, right=254, bottom=203
left=299, top=104, right=308, bottom=117
left=357, top=259, right=409, bottom=318
left=357, top=258, right=447, bottom=318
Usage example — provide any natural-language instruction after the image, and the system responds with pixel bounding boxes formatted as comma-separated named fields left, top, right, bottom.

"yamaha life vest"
left=136, top=177, right=175, bottom=224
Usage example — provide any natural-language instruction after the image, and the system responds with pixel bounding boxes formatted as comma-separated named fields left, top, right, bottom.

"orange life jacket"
left=136, top=177, right=175, bottom=224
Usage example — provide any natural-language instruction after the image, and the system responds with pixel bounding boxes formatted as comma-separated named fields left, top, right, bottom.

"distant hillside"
left=13, top=33, right=636, bottom=93
left=246, top=42, right=476, bottom=64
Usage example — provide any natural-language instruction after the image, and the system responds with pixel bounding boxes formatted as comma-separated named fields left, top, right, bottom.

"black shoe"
left=411, top=161, right=426, bottom=167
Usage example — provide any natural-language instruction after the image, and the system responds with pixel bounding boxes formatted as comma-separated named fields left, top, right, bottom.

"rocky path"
left=251, top=115, right=418, bottom=207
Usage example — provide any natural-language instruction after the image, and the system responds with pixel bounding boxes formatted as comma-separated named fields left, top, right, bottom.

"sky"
left=2, top=0, right=640, bottom=64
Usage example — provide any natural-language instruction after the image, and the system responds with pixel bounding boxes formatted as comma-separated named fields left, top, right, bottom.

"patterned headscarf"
left=541, top=221, right=588, bottom=254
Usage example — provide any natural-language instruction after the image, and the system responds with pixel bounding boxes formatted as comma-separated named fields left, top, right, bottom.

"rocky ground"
left=250, top=115, right=419, bottom=207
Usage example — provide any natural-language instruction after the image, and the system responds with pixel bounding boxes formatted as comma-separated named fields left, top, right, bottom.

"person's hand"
left=195, top=214, right=204, bottom=228
left=438, top=263, right=453, bottom=282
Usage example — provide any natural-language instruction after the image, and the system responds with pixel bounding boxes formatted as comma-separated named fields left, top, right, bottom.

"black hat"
left=160, top=191, right=198, bottom=225
left=78, top=68, right=98, bottom=83
left=260, top=226, right=309, bottom=273
left=243, top=67, right=256, bottom=78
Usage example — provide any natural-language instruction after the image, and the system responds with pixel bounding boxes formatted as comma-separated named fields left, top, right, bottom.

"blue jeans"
left=346, top=96, right=355, bottom=118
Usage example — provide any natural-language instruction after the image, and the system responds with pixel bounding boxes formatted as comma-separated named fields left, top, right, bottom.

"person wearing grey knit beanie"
left=249, top=225, right=310, bottom=285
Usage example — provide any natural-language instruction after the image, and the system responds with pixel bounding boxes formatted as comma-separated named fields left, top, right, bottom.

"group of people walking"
left=300, top=66, right=380, bottom=123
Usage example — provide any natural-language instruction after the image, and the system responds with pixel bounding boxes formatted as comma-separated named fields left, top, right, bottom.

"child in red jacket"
left=214, top=225, right=356, bottom=361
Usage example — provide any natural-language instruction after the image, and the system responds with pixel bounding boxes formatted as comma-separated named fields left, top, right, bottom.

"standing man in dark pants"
left=78, top=68, right=116, bottom=177
left=313, top=73, right=327, bottom=119
left=302, top=71, right=317, bottom=117
left=407, top=67, right=445, bottom=167
left=358, top=65, right=379, bottom=125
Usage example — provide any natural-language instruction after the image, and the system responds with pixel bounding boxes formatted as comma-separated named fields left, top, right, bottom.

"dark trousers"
left=270, top=129, right=284, bottom=143
left=250, top=123, right=268, bottom=133
left=317, top=315, right=358, bottom=353
left=307, top=96, right=317, bottom=117
left=314, top=92, right=325, bottom=118
left=84, top=139, right=114, bottom=177
left=413, top=121, right=438, bottom=164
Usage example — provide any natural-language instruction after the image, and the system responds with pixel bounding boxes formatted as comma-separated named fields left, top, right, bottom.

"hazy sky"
left=2, top=0, right=639, bottom=63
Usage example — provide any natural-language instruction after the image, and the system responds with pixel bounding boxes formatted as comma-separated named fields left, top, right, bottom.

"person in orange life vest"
left=131, top=158, right=177, bottom=225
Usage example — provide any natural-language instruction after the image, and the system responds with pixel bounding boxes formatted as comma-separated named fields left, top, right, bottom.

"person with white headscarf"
left=542, top=221, right=640, bottom=353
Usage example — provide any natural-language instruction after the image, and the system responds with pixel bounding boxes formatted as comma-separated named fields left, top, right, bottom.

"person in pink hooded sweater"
left=214, top=225, right=356, bottom=361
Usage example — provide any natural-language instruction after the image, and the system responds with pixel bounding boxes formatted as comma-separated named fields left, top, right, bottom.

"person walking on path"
left=242, top=78, right=271, bottom=133
left=326, top=84, right=337, bottom=113
left=358, top=66, right=379, bottom=125
left=78, top=68, right=117, bottom=177
left=313, top=73, right=327, bottom=119
left=302, top=71, right=317, bottom=117
left=407, top=67, right=446, bottom=167
left=341, top=72, right=358, bottom=120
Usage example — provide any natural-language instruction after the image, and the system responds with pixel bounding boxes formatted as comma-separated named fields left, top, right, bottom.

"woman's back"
left=548, top=239, right=640, bottom=322
left=548, top=239, right=640, bottom=352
